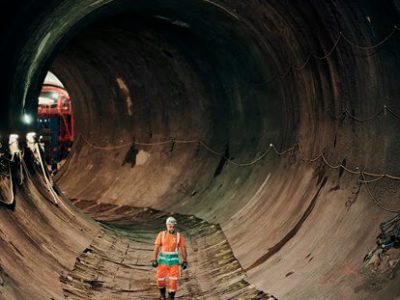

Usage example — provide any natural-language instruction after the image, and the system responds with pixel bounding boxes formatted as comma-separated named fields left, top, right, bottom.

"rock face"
left=1, top=1, right=400, bottom=299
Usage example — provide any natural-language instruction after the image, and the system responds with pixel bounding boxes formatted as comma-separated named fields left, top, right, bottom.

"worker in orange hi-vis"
left=152, top=217, right=188, bottom=300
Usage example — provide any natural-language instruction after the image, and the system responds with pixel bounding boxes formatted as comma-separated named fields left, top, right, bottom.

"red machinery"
left=37, top=85, right=74, bottom=170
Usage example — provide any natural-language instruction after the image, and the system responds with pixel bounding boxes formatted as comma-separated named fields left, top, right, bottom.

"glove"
left=181, top=261, right=188, bottom=270
left=151, top=260, right=158, bottom=268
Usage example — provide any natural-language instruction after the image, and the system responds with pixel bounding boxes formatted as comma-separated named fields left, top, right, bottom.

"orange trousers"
left=156, top=264, right=180, bottom=292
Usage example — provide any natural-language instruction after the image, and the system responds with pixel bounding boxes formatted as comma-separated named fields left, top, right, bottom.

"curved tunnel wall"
left=1, top=0, right=400, bottom=299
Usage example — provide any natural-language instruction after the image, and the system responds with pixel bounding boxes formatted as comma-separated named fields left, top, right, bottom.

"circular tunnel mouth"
left=41, top=7, right=288, bottom=297
left=2, top=0, right=400, bottom=299
left=51, top=3, right=287, bottom=218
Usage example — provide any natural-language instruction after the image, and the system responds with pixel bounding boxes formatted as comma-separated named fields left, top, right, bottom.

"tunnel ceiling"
left=1, top=0, right=400, bottom=299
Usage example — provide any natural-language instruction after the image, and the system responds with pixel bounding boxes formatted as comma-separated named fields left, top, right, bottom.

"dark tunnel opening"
left=1, top=0, right=400, bottom=299
left=52, top=8, right=285, bottom=218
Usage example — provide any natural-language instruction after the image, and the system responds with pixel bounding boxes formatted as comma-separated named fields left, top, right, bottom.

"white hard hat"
left=26, top=132, right=37, bottom=143
left=166, top=217, right=177, bottom=225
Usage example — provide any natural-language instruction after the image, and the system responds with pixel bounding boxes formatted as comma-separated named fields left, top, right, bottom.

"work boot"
left=159, top=287, right=166, bottom=300
left=168, top=291, right=175, bottom=299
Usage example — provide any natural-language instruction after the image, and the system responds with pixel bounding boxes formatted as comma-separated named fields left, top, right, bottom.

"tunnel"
left=1, top=0, right=400, bottom=299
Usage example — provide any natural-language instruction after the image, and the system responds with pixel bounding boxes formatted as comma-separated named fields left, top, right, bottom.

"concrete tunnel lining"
left=1, top=0, right=400, bottom=299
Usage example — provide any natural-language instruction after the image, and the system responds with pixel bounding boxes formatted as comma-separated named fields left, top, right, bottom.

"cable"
left=79, top=135, right=135, bottom=150
left=358, top=173, right=385, bottom=183
left=293, top=55, right=312, bottom=71
left=230, top=24, right=398, bottom=89
left=386, top=107, right=400, bottom=120
left=320, top=153, right=342, bottom=170
left=361, top=173, right=400, bottom=213
left=294, top=141, right=400, bottom=181
left=226, top=148, right=272, bottom=167
left=258, top=25, right=398, bottom=85
left=313, top=32, right=343, bottom=60
left=304, top=150, right=361, bottom=175
left=53, top=130, right=400, bottom=213
left=80, top=134, right=187, bottom=150
left=328, top=105, right=400, bottom=123
left=269, top=143, right=297, bottom=156
left=73, top=98, right=400, bottom=212
left=362, top=171, right=400, bottom=181
left=308, top=153, right=323, bottom=163
left=291, top=145, right=400, bottom=212
left=80, top=134, right=274, bottom=167
left=79, top=129, right=400, bottom=181
left=136, top=140, right=174, bottom=146
left=341, top=26, right=398, bottom=50
left=345, top=108, right=385, bottom=123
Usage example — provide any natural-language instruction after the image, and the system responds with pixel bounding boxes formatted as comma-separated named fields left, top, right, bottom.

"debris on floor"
left=362, top=214, right=400, bottom=282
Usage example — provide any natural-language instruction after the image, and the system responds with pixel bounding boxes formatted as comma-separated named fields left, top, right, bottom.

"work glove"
left=151, top=260, right=158, bottom=268
left=181, top=261, right=188, bottom=270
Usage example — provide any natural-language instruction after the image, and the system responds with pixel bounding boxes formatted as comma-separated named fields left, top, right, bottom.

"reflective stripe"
left=169, top=277, right=178, bottom=280
left=161, top=231, right=181, bottom=253
left=157, top=255, right=179, bottom=266
left=158, top=252, right=180, bottom=266
left=175, top=233, right=180, bottom=252
left=158, top=256, right=179, bottom=261
left=158, top=278, right=165, bottom=281
left=159, top=252, right=179, bottom=257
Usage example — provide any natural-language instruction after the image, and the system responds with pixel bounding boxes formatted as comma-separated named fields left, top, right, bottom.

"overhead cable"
left=330, top=105, right=400, bottom=123
left=80, top=131, right=400, bottom=212
left=361, top=173, right=400, bottom=213
left=341, top=26, right=399, bottom=50
left=263, top=25, right=399, bottom=84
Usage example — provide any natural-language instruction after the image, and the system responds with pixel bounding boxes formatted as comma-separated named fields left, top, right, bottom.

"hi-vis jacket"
left=155, top=231, right=186, bottom=266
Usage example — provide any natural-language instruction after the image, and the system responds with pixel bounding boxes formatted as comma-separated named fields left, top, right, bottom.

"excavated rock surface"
left=0, top=1, right=400, bottom=299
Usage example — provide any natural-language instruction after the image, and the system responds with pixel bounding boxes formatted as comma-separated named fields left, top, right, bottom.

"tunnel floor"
left=61, top=200, right=275, bottom=300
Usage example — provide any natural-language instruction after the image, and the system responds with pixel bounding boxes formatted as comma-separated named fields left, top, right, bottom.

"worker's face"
left=166, top=224, right=176, bottom=232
